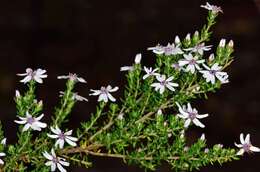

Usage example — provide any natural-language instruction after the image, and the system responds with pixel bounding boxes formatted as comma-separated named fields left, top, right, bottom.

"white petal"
left=240, top=133, right=245, bottom=144
left=43, top=152, right=53, bottom=160
left=14, top=120, right=27, bottom=124
left=236, top=149, right=245, bottom=156
left=47, top=134, right=59, bottom=139
left=109, top=86, right=119, bottom=92
left=65, top=136, right=78, bottom=142
left=57, top=163, right=67, bottom=172
left=51, top=163, right=57, bottom=171
left=196, top=114, right=209, bottom=119
left=245, top=134, right=250, bottom=144
left=65, top=138, right=77, bottom=147
left=184, top=119, right=191, bottom=128
left=250, top=146, right=260, bottom=152
left=22, top=124, right=31, bottom=132
left=59, top=160, right=70, bottom=166
left=193, top=118, right=205, bottom=128
left=234, top=142, right=243, bottom=148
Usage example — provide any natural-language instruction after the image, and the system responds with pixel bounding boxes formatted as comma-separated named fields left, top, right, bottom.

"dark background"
left=0, top=0, right=259, bottom=171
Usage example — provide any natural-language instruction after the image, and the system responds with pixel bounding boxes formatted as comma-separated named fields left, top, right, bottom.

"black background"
left=0, top=0, right=259, bottom=171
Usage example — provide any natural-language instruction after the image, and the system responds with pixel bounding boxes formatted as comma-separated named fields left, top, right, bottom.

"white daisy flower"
left=235, top=133, right=260, bottom=156
left=120, top=53, right=142, bottom=71
left=200, top=2, right=223, bottom=14
left=14, top=112, right=47, bottom=132
left=163, top=43, right=184, bottom=56
left=184, top=43, right=212, bottom=55
left=178, top=54, right=205, bottom=74
left=147, top=44, right=164, bottom=55
left=0, top=152, right=5, bottom=164
left=59, top=91, right=88, bottom=102
left=200, top=63, right=229, bottom=84
left=47, top=126, right=78, bottom=149
left=17, top=68, right=47, bottom=84
left=143, top=66, right=160, bottom=80
left=90, top=85, right=119, bottom=102
left=57, top=73, right=86, bottom=83
left=43, top=149, right=69, bottom=172
left=176, top=103, right=208, bottom=128
left=151, top=75, right=179, bottom=94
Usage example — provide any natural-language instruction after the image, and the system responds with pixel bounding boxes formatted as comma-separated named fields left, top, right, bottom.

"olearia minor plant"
left=0, top=2, right=259, bottom=172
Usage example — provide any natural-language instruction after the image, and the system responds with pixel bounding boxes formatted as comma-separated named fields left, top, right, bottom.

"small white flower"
left=59, top=91, right=88, bottom=102
left=200, top=63, right=229, bottom=84
left=143, top=66, right=160, bottom=80
left=120, top=53, right=142, bottom=71
left=0, top=152, right=5, bottom=164
left=147, top=44, right=164, bottom=55
left=14, top=112, right=47, bottom=132
left=162, top=43, right=184, bottom=56
left=17, top=68, right=47, bottom=84
left=178, top=54, right=205, bottom=74
left=185, top=33, right=191, bottom=41
left=57, top=73, right=86, bottom=83
left=176, top=103, right=208, bottom=128
left=1, top=138, right=6, bottom=146
left=47, top=126, right=78, bottom=149
left=90, top=85, right=119, bottom=102
left=184, top=43, right=212, bottom=55
left=43, top=149, right=69, bottom=172
left=151, top=75, right=179, bottom=94
left=235, top=133, right=260, bottom=155
left=200, top=2, right=223, bottom=14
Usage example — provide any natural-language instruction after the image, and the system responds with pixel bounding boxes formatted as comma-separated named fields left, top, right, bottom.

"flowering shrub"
left=0, top=2, right=259, bottom=172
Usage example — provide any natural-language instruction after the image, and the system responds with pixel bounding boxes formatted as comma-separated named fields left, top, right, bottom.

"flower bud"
left=228, top=40, right=234, bottom=48
left=219, top=39, right=226, bottom=47
left=175, top=35, right=181, bottom=44
left=185, top=33, right=191, bottom=41
left=208, top=53, right=215, bottom=62
left=134, top=53, right=142, bottom=64
left=15, top=90, right=21, bottom=98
